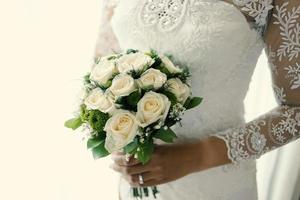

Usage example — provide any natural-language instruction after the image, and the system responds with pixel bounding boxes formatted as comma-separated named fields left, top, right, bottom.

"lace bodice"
left=96, top=0, right=300, bottom=165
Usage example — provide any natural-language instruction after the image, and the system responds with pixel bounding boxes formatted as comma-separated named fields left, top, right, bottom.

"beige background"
left=0, top=0, right=298, bottom=200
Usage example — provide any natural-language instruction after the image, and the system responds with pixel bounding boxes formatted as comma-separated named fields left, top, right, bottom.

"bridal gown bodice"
left=104, top=0, right=300, bottom=199
left=111, top=0, right=265, bottom=140
left=110, top=0, right=264, bottom=199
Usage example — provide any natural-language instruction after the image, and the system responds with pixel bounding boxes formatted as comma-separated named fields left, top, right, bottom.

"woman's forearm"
left=190, top=137, right=231, bottom=173
left=191, top=105, right=300, bottom=173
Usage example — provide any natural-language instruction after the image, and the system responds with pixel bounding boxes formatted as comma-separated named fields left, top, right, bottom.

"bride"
left=95, top=0, right=300, bottom=199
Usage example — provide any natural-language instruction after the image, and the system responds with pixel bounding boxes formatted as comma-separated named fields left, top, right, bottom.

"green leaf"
left=64, top=117, right=83, bottom=130
left=154, top=127, right=177, bottom=143
left=127, top=90, right=142, bottom=106
left=83, top=73, right=91, bottom=84
left=185, top=97, right=203, bottom=110
left=126, top=49, right=139, bottom=54
left=137, top=139, right=154, bottom=164
left=91, top=141, right=110, bottom=159
left=87, top=136, right=105, bottom=149
left=123, top=138, right=138, bottom=154
left=161, top=91, right=177, bottom=105
left=183, top=97, right=191, bottom=108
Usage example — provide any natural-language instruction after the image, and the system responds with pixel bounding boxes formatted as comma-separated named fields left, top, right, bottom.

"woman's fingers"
left=141, top=178, right=166, bottom=187
left=110, top=163, right=156, bottom=175
left=123, top=172, right=163, bottom=187
left=111, top=152, right=140, bottom=166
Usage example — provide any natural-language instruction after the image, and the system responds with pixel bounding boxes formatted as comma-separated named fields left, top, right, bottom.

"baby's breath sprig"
left=169, top=103, right=186, bottom=125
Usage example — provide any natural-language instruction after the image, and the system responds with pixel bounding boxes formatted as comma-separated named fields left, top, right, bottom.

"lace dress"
left=95, top=0, right=300, bottom=199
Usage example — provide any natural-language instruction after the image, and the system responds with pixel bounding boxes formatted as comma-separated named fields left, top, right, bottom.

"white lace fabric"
left=215, top=0, right=300, bottom=163
left=94, top=0, right=120, bottom=57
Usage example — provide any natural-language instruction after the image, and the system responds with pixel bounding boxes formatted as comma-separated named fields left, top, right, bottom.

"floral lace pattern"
left=216, top=0, right=300, bottom=163
left=285, top=63, right=300, bottom=89
left=233, top=0, right=273, bottom=26
left=273, top=2, right=300, bottom=61
left=139, top=0, right=188, bottom=31
left=217, top=106, right=300, bottom=163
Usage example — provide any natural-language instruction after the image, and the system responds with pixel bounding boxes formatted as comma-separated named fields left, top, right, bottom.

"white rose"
left=109, top=74, right=136, bottom=98
left=90, top=57, right=118, bottom=87
left=104, top=110, right=139, bottom=152
left=166, top=78, right=191, bottom=104
left=161, top=56, right=182, bottom=74
left=84, top=88, right=115, bottom=114
left=137, top=68, right=167, bottom=90
left=117, top=52, right=155, bottom=73
left=136, top=91, right=171, bottom=128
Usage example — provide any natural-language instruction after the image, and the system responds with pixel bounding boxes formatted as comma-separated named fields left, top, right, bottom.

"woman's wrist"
left=187, top=136, right=232, bottom=173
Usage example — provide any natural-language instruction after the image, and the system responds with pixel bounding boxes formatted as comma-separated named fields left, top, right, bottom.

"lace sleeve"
left=94, top=0, right=120, bottom=57
left=215, top=0, right=300, bottom=163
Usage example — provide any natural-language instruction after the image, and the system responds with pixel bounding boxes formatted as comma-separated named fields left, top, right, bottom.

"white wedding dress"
left=95, top=0, right=300, bottom=199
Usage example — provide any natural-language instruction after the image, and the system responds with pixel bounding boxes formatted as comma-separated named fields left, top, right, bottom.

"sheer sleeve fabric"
left=216, top=0, right=300, bottom=163
left=94, top=0, right=120, bottom=57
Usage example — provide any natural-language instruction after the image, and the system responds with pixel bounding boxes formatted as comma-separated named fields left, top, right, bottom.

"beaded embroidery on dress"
left=95, top=0, right=300, bottom=199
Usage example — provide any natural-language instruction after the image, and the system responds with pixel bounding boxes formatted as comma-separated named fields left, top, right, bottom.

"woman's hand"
left=110, top=143, right=201, bottom=187
left=110, top=137, right=231, bottom=187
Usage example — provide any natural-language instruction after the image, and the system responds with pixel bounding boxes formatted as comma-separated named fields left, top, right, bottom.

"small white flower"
left=117, top=52, right=154, bottom=73
left=154, top=125, right=161, bottom=129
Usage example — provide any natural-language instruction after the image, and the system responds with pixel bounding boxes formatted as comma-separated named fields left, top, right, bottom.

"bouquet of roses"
left=65, top=49, right=202, bottom=199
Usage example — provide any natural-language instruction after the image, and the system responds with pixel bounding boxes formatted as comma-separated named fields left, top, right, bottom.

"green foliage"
left=126, top=49, right=139, bottom=54
left=184, top=97, right=203, bottom=110
left=99, top=79, right=112, bottom=90
left=123, top=137, right=138, bottom=154
left=176, top=66, right=190, bottom=84
left=156, top=65, right=171, bottom=76
left=91, top=140, right=109, bottom=159
left=160, top=90, right=177, bottom=106
left=136, top=138, right=154, bottom=164
left=64, top=117, right=83, bottom=130
left=94, top=57, right=101, bottom=64
left=115, top=90, right=142, bottom=111
left=154, top=127, right=177, bottom=143
left=87, top=134, right=106, bottom=149
left=127, top=90, right=142, bottom=106
left=146, top=49, right=162, bottom=68
left=88, top=110, right=109, bottom=133
left=80, top=105, right=89, bottom=122
left=83, top=73, right=91, bottom=85
left=128, top=67, right=147, bottom=79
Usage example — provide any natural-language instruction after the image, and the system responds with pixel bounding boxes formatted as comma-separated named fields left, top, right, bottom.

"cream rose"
left=161, top=56, right=182, bottom=74
left=166, top=78, right=191, bottom=104
left=137, top=68, right=167, bottom=90
left=109, top=74, right=136, bottom=98
left=84, top=88, right=115, bottom=114
left=117, top=52, right=155, bottom=73
left=104, top=110, right=139, bottom=152
left=90, top=57, right=118, bottom=87
left=136, top=91, right=171, bottom=128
